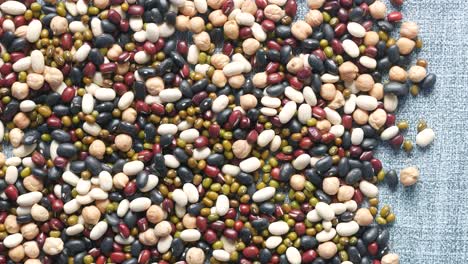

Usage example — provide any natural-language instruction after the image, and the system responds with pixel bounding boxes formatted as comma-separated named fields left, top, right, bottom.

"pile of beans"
left=0, top=0, right=437, bottom=263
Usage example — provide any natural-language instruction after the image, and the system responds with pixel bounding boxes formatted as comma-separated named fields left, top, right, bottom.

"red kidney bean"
left=83, top=62, right=96, bottom=77
left=127, top=5, right=144, bottom=15
left=143, top=42, right=157, bottom=55
left=113, top=82, right=128, bottom=95
left=334, top=23, right=347, bottom=37
left=368, top=242, right=379, bottom=256
left=371, top=158, right=382, bottom=172
left=285, top=0, right=297, bottom=16
left=110, top=252, right=126, bottom=263
left=255, top=0, right=267, bottom=8
left=261, top=19, right=276, bottom=32
left=386, top=113, right=396, bottom=126
left=99, top=62, right=117, bottom=73
left=391, top=0, right=404, bottom=6
left=266, top=40, right=281, bottom=51
left=302, top=250, right=318, bottom=263
left=177, top=41, right=188, bottom=55
left=4, top=185, right=18, bottom=201
left=138, top=250, right=151, bottom=264
left=107, top=9, right=122, bottom=24
left=243, top=246, right=260, bottom=259
left=239, top=27, right=253, bottom=39
left=267, top=72, right=284, bottom=84
left=390, top=134, right=404, bottom=148
left=387, top=11, right=403, bottom=23
left=204, top=165, right=220, bottom=177
left=203, top=229, right=217, bottom=244
left=194, top=136, right=209, bottom=148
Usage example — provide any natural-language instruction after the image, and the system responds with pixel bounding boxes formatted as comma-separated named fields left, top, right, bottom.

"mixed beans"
left=0, top=0, right=436, bottom=263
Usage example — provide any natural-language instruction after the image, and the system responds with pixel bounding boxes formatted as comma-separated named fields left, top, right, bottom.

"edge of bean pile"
left=0, top=0, right=437, bottom=263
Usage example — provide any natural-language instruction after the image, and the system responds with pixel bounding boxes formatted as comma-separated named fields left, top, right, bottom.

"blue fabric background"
left=2, top=0, right=467, bottom=263
left=318, top=0, right=466, bottom=262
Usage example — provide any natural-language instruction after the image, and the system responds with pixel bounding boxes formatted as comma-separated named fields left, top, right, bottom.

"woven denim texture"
left=2, top=0, right=467, bottom=263
left=298, top=0, right=468, bottom=263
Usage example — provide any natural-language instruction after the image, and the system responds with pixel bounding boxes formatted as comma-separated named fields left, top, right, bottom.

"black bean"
left=308, top=54, right=325, bottom=73
left=386, top=169, right=398, bottom=189
left=316, top=156, right=333, bottom=174
left=186, top=202, right=203, bottom=215
left=236, top=172, right=254, bottom=185
left=171, top=238, right=185, bottom=258
left=259, top=203, right=276, bottom=215
left=301, top=235, right=318, bottom=250
left=280, top=45, right=292, bottom=65
left=239, top=227, right=253, bottom=243
left=279, top=163, right=295, bottom=182
left=265, top=49, right=280, bottom=62
left=377, top=229, right=390, bottom=247
left=0, top=31, right=15, bottom=47
left=338, top=157, right=350, bottom=178
left=57, top=143, right=77, bottom=158
left=377, top=20, right=394, bottom=32
left=384, top=81, right=410, bottom=96
left=23, top=130, right=41, bottom=145
left=251, top=218, right=269, bottom=231
left=315, top=190, right=332, bottom=204
left=322, top=23, right=334, bottom=41
left=275, top=25, right=292, bottom=39
left=361, top=161, right=374, bottom=180
left=259, top=249, right=272, bottom=263
left=346, top=168, right=362, bottom=184
left=136, top=171, right=149, bottom=189
left=362, top=226, right=379, bottom=244
left=101, top=19, right=117, bottom=33
left=177, top=166, right=193, bottom=183
left=16, top=215, right=32, bottom=224
left=8, top=38, right=28, bottom=52
left=2, top=100, right=19, bottom=121
left=85, top=156, right=102, bottom=175
left=206, top=153, right=224, bottom=166
left=94, top=34, right=115, bottom=48
left=305, top=168, right=322, bottom=186
left=88, top=48, right=105, bottom=66
left=361, top=138, right=379, bottom=150
left=65, top=240, right=86, bottom=254
left=124, top=211, right=137, bottom=228
left=340, top=211, right=355, bottom=222
left=100, top=237, right=114, bottom=255
left=51, top=130, right=71, bottom=142
left=420, top=73, right=436, bottom=89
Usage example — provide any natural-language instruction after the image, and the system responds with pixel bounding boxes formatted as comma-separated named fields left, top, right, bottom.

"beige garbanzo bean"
left=339, top=61, right=359, bottom=82
left=307, top=0, right=325, bottom=9
left=224, top=20, right=239, bottom=40
left=193, top=31, right=211, bottom=51
left=396, top=37, right=416, bottom=55
left=305, top=10, right=323, bottom=27
left=400, top=166, right=419, bottom=186
left=355, top=74, right=375, bottom=92
left=368, top=108, right=387, bottom=129
left=286, top=57, right=304, bottom=74
left=82, top=205, right=101, bottom=225
left=369, top=0, right=387, bottom=19
left=175, top=15, right=190, bottom=31
left=208, top=10, right=227, bottom=27
left=232, top=140, right=252, bottom=159
left=242, top=38, right=261, bottom=55
left=291, top=21, right=313, bottom=40
left=408, top=65, right=427, bottom=83
left=389, top=66, right=408, bottom=82
left=400, top=21, right=419, bottom=39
